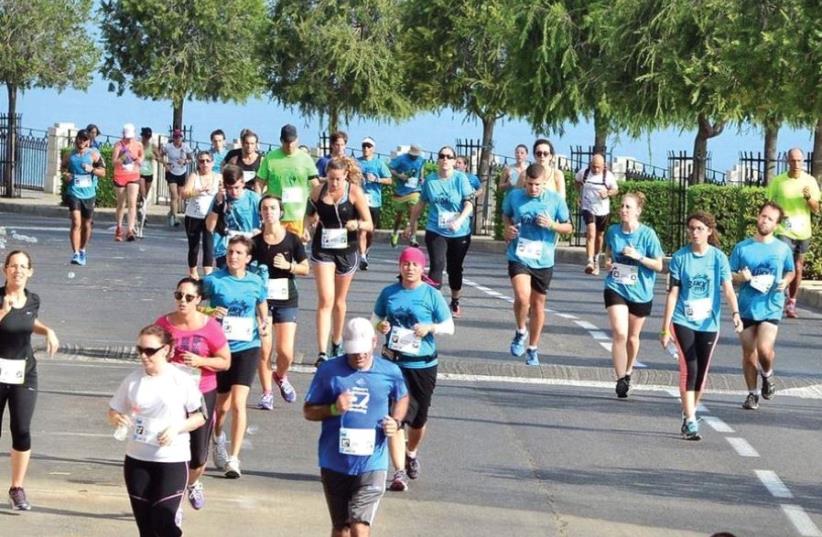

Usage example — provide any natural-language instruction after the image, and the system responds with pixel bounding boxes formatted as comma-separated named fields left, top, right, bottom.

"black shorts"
left=582, top=210, right=610, bottom=232
left=267, top=304, right=298, bottom=324
left=508, top=261, right=552, bottom=295
left=603, top=288, right=653, bottom=318
left=216, top=347, right=259, bottom=393
left=401, top=365, right=437, bottom=429
left=189, top=389, right=216, bottom=469
left=311, top=250, right=359, bottom=276
left=777, top=235, right=810, bottom=255
left=368, top=207, right=381, bottom=230
left=321, top=469, right=386, bottom=530
left=741, top=318, right=780, bottom=330
left=66, top=195, right=95, bottom=220
left=165, top=171, right=187, bottom=186
left=140, top=174, right=154, bottom=183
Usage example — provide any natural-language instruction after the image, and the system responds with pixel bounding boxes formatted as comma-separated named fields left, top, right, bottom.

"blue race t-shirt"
left=420, top=171, right=474, bottom=238
left=389, top=153, right=424, bottom=197
left=210, top=147, right=228, bottom=172
left=466, top=173, right=481, bottom=191
left=604, top=223, right=664, bottom=304
left=305, top=356, right=407, bottom=475
left=211, top=190, right=261, bottom=258
left=670, top=245, right=731, bottom=332
left=502, top=188, right=570, bottom=269
left=358, top=156, right=391, bottom=208
left=373, top=282, right=451, bottom=369
left=202, top=269, right=266, bottom=352
left=66, top=148, right=100, bottom=200
left=730, top=237, right=794, bottom=321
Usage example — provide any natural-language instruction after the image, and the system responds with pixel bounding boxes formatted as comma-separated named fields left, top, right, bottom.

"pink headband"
left=399, top=247, right=426, bottom=266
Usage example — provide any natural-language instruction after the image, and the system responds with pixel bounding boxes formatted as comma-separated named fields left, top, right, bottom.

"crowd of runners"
left=0, top=121, right=817, bottom=535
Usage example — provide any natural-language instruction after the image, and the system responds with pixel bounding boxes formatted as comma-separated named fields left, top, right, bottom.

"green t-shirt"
left=766, top=171, right=820, bottom=240
left=257, top=148, right=319, bottom=223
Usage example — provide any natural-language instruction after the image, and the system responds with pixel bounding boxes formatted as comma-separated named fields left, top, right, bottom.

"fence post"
left=44, top=122, right=77, bottom=195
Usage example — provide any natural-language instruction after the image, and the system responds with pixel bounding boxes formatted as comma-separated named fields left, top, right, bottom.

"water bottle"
left=113, top=422, right=129, bottom=442
left=666, top=342, right=679, bottom=360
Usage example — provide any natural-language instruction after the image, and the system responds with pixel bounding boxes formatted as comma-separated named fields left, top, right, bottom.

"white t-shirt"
left=164, top=143, right=193, bottom=176
left=185, top=173, right=219, bottom=219
left=109, top=365, right=203, bottom=463
left=575, top=168, right=617, bottom=216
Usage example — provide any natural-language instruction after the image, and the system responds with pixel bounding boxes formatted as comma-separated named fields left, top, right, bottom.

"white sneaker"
left=224, top=456, right=241, bottom=479
left=212, top=433, right=228, bottom=470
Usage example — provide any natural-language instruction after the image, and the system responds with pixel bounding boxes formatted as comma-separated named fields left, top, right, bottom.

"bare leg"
left=608, top=305, right=629, bottom=378
left=625, top=313, right=648, bottom=375
left=10, top=448, right=31, bottom=488
left=331, top=274, right=354, bottom=346
left=228, top=385, right=250, bottom=459
left=527, top=291, right=546, bottom=347
left=314, top=263, right=336, bottom=353
left=510, top=275, right=531, bottom=331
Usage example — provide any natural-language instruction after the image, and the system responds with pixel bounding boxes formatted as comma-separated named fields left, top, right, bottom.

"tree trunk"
left=172, top=100, right=184, bottom=131
left=593, top=109, right=608, bottom=156
left=477, top=114, right=496, bottom=235
left=691, top=114, right=725, bottom=185
left=813, top=117, right=822, bottom=182
left=763, top=118, right=780, bottom=185
left=3, top=84, right=18, bottom=198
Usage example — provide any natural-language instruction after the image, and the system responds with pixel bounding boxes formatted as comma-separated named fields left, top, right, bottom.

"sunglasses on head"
left=136, top=345, right=165, bottom=357
left=535, top=151, right=551, bottom=157
left=438, top=153, right=455, bottom=160
left=174, top=291, right=198, bottom=302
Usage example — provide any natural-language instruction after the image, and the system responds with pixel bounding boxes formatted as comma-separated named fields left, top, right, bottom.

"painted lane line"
left=589, top=331, right=610, bottom=341
left=702, top=416, right=735, bottom=433
left=781, top=505, right=822, bottom=537
left=555, top=312, right=579, bottom=320
left=755, top=470, right=793, bottom=499
left=599, top=342, right=613, bottom=352
left=725, top=437, right=759, bottom=457
left=574, top=320, right=598, bottom=331
left=665, top=388, right=712, bottom=412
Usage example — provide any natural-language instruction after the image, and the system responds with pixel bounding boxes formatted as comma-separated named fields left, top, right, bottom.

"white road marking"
left=781, top=505, right=822, bottom=537
left=779, top=384, right=822, bottom=399
left=755, top=470, right=793, bottom=499
left=702, top=416, right=734, bottom=433
left=574, top=320, right=598, bottom=331
left=726, top=437, right=759, bottom=457
left=555, top=313, right=579, bottom=320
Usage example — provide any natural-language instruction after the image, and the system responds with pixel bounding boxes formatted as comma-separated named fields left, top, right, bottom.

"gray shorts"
left=321, top=469, right=386, bottom=530
left=777, top=235, right=810, bottom=255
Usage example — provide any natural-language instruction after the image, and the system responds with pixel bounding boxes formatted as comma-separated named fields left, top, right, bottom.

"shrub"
left=59, top=146, right=117, bottom=207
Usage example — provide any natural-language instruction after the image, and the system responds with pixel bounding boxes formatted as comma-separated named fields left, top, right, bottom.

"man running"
left=388, top=145, right=425, bottom=248
left=575, top=154, right=618, bottom=275
left=766, top=148, right=819, bottom=318
left=61, top=129, right=106, bottom=265
left=357, top=137, right=392, bottom=270
left=224, top=130, right=262, bottom=192
left=730, top=202, right=795, bottom=410
left=205, top=165, right=261, bottom=269
left=317, top=131, right=351, bottom=179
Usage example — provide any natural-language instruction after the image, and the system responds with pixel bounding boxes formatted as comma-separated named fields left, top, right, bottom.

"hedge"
left=59, top=146, right=118, bottom=207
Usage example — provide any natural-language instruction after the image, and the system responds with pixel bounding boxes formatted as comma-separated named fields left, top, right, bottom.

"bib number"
left=611, top=262, right=638, bottom=285
left=186, top=196, right=212, bottom=219
left=0, top=358, right=25, bottom=385
left=750, top=274, right=775, bottom=294
left=223, top=316, right=253, bottom=342
left=243, top=171, right=256, bottom=183
left=132, top=416, right=164, bottom=446
left=321, top=228, right=348, bottom=249
left=226, top=229, right=255, bottom=240
left=438, top=211, right=458, bottom=230
left=123, top=163, right=134, bottom=172
left=74, top=174, right=92, bottom=188
left=405, top=176, right=419, bottom=189
left=515, top=237, right=543, bottom=261
left=267, top=278, right=289, bottom=300
left=282, top=187, right=303, bottom=204
left=388, top=326, right=422, bottom=356
left=685, top=297, right=712, bottom=322
left=785, top=217, right=806, bottom=234
left=339, top=427, right=376, bottom=456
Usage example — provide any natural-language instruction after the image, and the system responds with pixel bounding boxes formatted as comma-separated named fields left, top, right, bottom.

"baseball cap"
left=343, top=317, right=375, bottom=355
left=361, top=136, right=376, bottom=146
left=280, top=124, right=298, bottom=143
left=172, top=128, right=183, bottom=138
left=408, top=144, right=422, bottom=157
left=75, top=129, right=90, bottom=141
left=140, top=127, right=152, bottom=137
left=122, top=123, right=136, bottom=138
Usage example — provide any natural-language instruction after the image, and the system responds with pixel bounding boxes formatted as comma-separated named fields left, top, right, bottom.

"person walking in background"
left=182, top=151, right=220, bottom=279
left=161, top=129, right=194, bottom=227
left=388, top=144, right=425, bottom=248
left=576, top=154, right=618, bottom=275
left=498, top=144, right=529, bottom=192
left=357, top=136, right=392, bottom=271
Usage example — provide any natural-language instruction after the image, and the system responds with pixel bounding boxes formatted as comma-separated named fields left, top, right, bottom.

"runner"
left=253, top=196, right=310, bottom=410
left=223, top=130, right=262, bottom=192
left=602, top=192, right=663, bottom=397
left=108, top=324, right=206, bottom=535
left=765, top=148, right=820, bottom=318
left=309, top=157, right=372, bottom=365
left=660, top=211, right=742, bottom=440
left=61, top=129, right=105, bottom=265
left=304, top=317, right=408, bottom=536
left=533, top=138, right=565, bottom=198
left=502, top=164, right=572, bottom=366
left=498, top=144, right=529, bottom=191
left=373, top=247, right=453, bottom=491
left=205, top=165, right=261, bottom=269
left=730, top=202, right=795, bottom=410
left=182, top=151, right=220, bottom=279
left=255, top=124, right=320, bottom=241
left=388, top=144, right=425, bottom=248
left=317, top=131, right=351, bottom=178
left=85, top=123, right=102, bottom=149
left=154, top=278, right=231, bottom=510
left=576, top=154, right=618, bottom=275
left=208, top=129, right=228, bottom=173
left=357, top=136, right=392, bottom=271
left=221, top=129, right=250, bottom=168
left=1, top=250, right=59, bottom=511
left=112, top=123, right=144, bottom=242
left=455, top=155, right=483, bottom=198
left=407, top=145, right=475, bottom=316
left=203, top=235, right=268, bottom=478
left=161, top=129, right=194, bottom=227
left=138, top=127, right=160, bottom=220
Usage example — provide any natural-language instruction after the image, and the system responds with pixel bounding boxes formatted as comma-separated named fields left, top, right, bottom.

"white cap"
left=122, top=123, right=136, bottom=139
left=408, top=144, right=422, bottom=156
left=361, top=136, right=376, bottom=146
left=343, top=317, right=375, bottom=355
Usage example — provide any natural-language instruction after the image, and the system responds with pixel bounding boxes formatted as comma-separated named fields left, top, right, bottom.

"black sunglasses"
left=438, top=153, right=455, bottom=160
left=136, top=345, right=165, bottom=357
left=362, top=143, right=373, bottom=148
left=535, top=151, right=551, bottom=157
left=174, top=291, right=198, bottom=302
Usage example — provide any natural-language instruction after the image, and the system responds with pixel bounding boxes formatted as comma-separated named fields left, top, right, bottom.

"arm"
left=256, top=301, right=269, bottom=337
left=554, top=170, right=566, bottom=199
left=502, top=214, right=518, bottom=243
left=33, top=319, right=59, bottom=357
left=182, top=343, right=231, bottom=372
left=722, top=279, right=743, bottom=334
left=92, top=151, right=106, bottom=177
left=659, top=284, right=680, bottom=347
left=60, top=152, right=71, bottom=181
left=498, top=167, right=511, bottom=191
left=621, top=246, right=664, bottom=273
left=347, top=185, right=374, bottom=232
left=413, top=317, right=455, bottom=338
left=205, top=210, right=219, bottom=233
left=182, top=172, right=199, bottom=199
left=304, top=390, right=354, bottom=422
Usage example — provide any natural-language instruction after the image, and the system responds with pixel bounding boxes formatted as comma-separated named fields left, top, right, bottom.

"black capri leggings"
left=189, top=389, right=216, bottom=469
left=124, top=456, right=188, bottom=537
left=424, top=231, right=471, bottom=291
left=673, top=324, right=719, bottom=392
left=0, top=382, right=37, bottom=451
left=184, top=216, right=214, bottom=269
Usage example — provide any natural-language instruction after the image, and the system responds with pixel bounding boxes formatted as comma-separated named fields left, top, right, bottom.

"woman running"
left=407, top=145, right=475, bottom=317
left=603, top=192, right=663, bottom=398
left=162, top=129, right=193, bottom=227
left=108, top=324, right=206, bottom=536
left=309, top=157, right=372, bottom=365
left=112, top=123, right=144, bottom=241
left=498, top=144, right=529, bottom=191
left=182, top=151, right=220, bottom=279
left=1, top=250, right=59, bottom=511
left=155, top=278, right=230, bottom=510
left=253, top=196, right=310, bottom=410
left=532, top=138, right=565, bottom=199
left=660, top=211, right=742, bottom=440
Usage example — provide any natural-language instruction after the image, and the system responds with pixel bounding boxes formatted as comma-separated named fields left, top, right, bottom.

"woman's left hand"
left=413, top=324, right=434, bottom=338
left=344, top=219, right=359, bottom=232
left=448, top=217, right=464, bottom=232
left=733, top=314, right=743, bottom=334
left=46, top=329, right=59, bottom=358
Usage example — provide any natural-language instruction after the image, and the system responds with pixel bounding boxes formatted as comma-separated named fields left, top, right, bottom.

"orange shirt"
left=112, top=139, right=144, bottom=184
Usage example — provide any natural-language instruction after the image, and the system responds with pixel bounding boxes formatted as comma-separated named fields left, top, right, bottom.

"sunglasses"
left=438, top=154, right=455, bottom=160
left=136, top=345, right=165, bottom=357
left=362, top=143, right=373, bottom=148
left=198, top=159, right=212, bottom=164
left=534, top=151, right=552, bottom=157
left=174, top=291, right=198, bottom=302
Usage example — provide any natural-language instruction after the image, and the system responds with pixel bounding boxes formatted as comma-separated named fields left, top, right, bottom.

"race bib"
left=611, top=262, right=638, bottom=285
left=321, top=228, right=348, bottom=249
left=243, top=171, right=256, bottom=183
left=266, top=278, right=289, bottom=300
left=784, top=217, right=806, bottom=234
left=438, top=211, right=458, bottom=230
left=366, top=191, right=376, bottom=207
left=0, top=358, right=25, bottom=385
left=123, top=163, right=134, bottom=172
left=174, top=363, right=202, bottom=385
left=223, top=316, right=253, bottom=341
left=515, top=237, right=543, bottom=261
left=750, top=274, right=775, bottom=294
left=132, top=416, right=164, bottom=446
left=226, top=229, right=255, bottom=239
left=339, top=427, right=376, bottom=456
left=186, top=196, right=212, bottom=219
left=282, top=187, right=303, bottom=204
left=405, top=176, right=419, bottom=189
left=388, top=326, right=422, bottom=356
left=74, top=174, right=92, bottom=188
left=684, top=297, right=712, bottom=322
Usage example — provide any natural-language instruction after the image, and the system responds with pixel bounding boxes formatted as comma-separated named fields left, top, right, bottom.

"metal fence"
left=737, top=151, right=815, bottom=187
left=1, top=114, right=49, bottom=196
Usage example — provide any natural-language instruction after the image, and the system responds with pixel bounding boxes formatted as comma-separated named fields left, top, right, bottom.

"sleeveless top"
left=312, top=182, right=357, bottom=256
left=185, top=172, right=218, bottom=219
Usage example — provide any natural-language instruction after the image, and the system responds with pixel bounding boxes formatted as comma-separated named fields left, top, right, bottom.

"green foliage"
left=59, top=147, right=117, bottom=207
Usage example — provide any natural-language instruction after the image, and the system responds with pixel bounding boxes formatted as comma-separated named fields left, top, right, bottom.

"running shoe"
left=409, top=239, right=420, bottom=248
left=624, top=373, right=632, bottom=387
left=315, top=352, right=328, bottom=367
left=682, top=419, right=702, bottom=441
left=167, top=213, right=174, bottom=227
left=359, top=255, right=369, bottom=271
left=761, top=374, right=776, bottom=400
left=114, top=225, right=124, bottom=242
left=137, top=202, right=145, bottom=224
left=450, top=299, right=462, bottom=318
left=785, top=298, right=798, bottom=318
left=78, top=250, right=87, bottom=266
left=591, top=261, right=600, bottom=276
left=680, top=417, right=688, bottom=435
left=224, top=457, right=241, bottom=479
left=389, top=470, right=409, bottom=492
left=187, top=481, right=205, bottom=510
left=510, top=330, right=527, bottom=357
left=584, top=259, right=595, bottom=274
left=70, top=252, right=82, bottom=265
left=126, top=229, right=137, bottom=242
left=330, top=341, right=344, bottom=357
left=8, top=487, right=31, bottom=511
left=742, top=392, right=760, bottom=410
left=390, top=232, right=399, bottom=248
left=615, top=376, right=630, bottom=398
left=405, top=455, right=420, bottom=480
left=525, top=348, right=540, bottom=366
left=174, top=216, right=181, bottom=227
left=257, top=391, right=274, bottom=411
left=275, top=374, right=297, bottom=403
left=212, top=433, right=228, bottom=470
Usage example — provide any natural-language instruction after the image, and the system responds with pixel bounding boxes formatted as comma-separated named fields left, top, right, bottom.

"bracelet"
left=659, top=329, right=670, bottom=337
left=330, top=403, right=341, bottom=417
left=290, top=261, right=296, bottom=273
left=732, top=311, right=740, bottom=316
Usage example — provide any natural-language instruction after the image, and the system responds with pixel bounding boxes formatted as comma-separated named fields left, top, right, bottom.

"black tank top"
left=312, top=182, right=357, bottom=255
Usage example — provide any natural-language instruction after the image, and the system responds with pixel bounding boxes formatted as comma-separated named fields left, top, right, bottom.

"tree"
left=260, top=0, right=412, bottom=135
left=99, top=0, right=266, bottom=131
left=0, top=0, right=98, bottom=197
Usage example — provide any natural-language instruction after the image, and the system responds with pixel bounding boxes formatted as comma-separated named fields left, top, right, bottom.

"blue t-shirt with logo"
left=604, top=223, right=664, bottom=304
left=373, top=282, right=451, bottom=369
left=358, top=156, right=391, bottom=208
left=669, top=245, right=731, bottom=332
left=66, top=148, right=101, bottom=200
left=502, top=188, right=570, bottom=269
left=210, top=147, right=228, bottom=172
left=420, top=171, right=474, bottom=238
left=389, top=153, right=424, bottom=197
left=202, top=269, right=266, bottom=352
left=730, top=238, right=794, bottom=321
left=466, top=173, right=481, bottom=191
left=305, top=356, right=407, bottom=475
left=211, top=190, right=261, bottom=258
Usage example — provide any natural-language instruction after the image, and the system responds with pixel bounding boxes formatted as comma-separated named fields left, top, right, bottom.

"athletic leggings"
left=189, top=389, right=216, bottom=469
left=0, top=382, right=37, bottom=451
left=673, top=324, right=719, bottom=392
left=424, top=231, right=471, bottom=291
left=184, top=216, right=214, bottom=269
left=124, top=456, right=188, bottom=537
